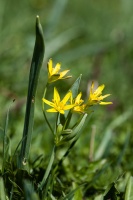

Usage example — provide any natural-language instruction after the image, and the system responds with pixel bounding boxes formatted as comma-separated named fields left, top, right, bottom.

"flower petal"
left=62, top=91, right=72, bottom=104
left=88, top=82, right=112, bottom=106
left=61, top=75, right=72, bottom=80
left=47, top=59, right=53, bottom=75
left=47, top=108, right=58, bottom=112
left=59, top=70, right=69, bottom=78
left=52, top=63, right=61, bottom=74
left=94, top=84, right=105, bottom=96
left=64, top=104, right=75, bottom=110
left=54, top=87, right=60, bottom=103
left=42, top=98, right=55, bottom=107
left=75, top=92, right=83, bottom=104
left=99, top=101, right=113, bottom=105
left=101, top=94, right=111, bottom=99
left=59, top=109, right=65, bottom=114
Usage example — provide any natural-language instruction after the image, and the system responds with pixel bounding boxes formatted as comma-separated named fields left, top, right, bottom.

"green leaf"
left=69, top=74, right=82, bottom=98
left=57, top=114, right=88, bottom=168
left=125, top=176, right=133, bottom=200
left=104, top=183, right=119, bottom=200
left=95, top=109, right=132, bottom=160
left=24, top=180, right=39, bottom=200
left=94, top=195, right=104, bottom=200
left=58, top=114, right=87, bottom=145
left=72, top=182, right=83, bottom=200
left=0, top=127, right=4, bottom=140
left=60, top=75, right=82, bottom=129
left=46, top=0, right=68, bottom=35
left=19, top=16, right=45, bottom=168
left=2, top=105, right=11, bottom=174
left=0, top=177, right=6, bottom=200
left=38, top=146, right=55, bottom=192
left=116, top=129, right=130, bottom=165
left=60, top=183, right=86, bottom=200
left=45, top=27, right=82, bottom=60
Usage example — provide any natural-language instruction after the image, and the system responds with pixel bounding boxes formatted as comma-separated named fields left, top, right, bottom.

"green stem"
left=63, top=110, right=72, bottom=130
left=42, top=83, right=54, bottom=135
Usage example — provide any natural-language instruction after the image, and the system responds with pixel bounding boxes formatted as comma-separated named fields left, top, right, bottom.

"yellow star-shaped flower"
left=42, top=87, right=75, bottom=114
left=88, top=81, right=112, bottom=106
left=47, top=59, right=72, bottom=83
left=72, top=92, right=86, bottom=114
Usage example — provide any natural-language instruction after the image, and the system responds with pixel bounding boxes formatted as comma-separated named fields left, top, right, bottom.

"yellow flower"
left=72, top=92, right=86, bottom=114
left=73, top=104, right=87, bottom=114
left=42, top=87, right=75, bottom=114
left=47, top=59, right=72, bottom=83
left=88, top=81, right=112, bottom=106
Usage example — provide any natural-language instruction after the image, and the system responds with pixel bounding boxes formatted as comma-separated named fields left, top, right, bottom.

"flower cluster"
left=42, top=59, right=112, bottom=115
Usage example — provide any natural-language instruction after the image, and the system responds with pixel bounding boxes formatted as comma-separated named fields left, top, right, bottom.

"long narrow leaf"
left=46, top=0, right=68, bottom=35
left=19, top=16, right=45, bottom=168
left=38, top=146, right=55, bottom=191
left=125, top=176, right=133, bottom=200
left=24, top=180, right=39, bottom=200
left=69, top=74, right=82, bottom=98
left=63, top=75, right=82, bottom=129
left=2, top=104, right=11, bottom=174
left=95, top=109, right=132, bottom=160
left=60, top=183, right=86, bottom=200
left=0, top=177, right=6, bottom=200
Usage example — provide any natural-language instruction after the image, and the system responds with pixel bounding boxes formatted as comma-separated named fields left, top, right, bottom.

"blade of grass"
left=116, top=129, right=130, bottom=165
left=2, top=102, right=12, bottom=174
left=60, top=183, right=86, bottom=200
left=125, top=176, right=133, bottom=200
left=23, top=180, right=39, bottom=200
left=69, top=74, right=82, bottom=98
left=46, top=0, right=68, bottom=36
left=19, top=16, right=45, bottom=168
left=56, top=41, right=120, bottom=62
left=95, top=109, right=132, bottom=160
left=38, top=146, right=55, bottom=192
left=45, top=26, right=82, bottom=61
left=0, top=177, right=6, bottom=200
left=42, top=173, right=52, bottom=200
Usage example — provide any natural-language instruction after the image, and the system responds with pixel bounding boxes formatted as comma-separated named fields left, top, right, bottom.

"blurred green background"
left=0, top=0, right=133, bottom=182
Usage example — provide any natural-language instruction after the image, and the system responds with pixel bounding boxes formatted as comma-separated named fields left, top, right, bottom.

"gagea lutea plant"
left=0, top=16, right=112, bottom=200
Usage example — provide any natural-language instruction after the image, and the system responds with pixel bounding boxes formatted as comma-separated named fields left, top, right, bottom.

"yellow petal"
left=99, top=101, right=113, bottom=105
left=47, top=59, right=53, bottom=75
left=59, top=70, right=69, bottom=78
left=54, top=87, right=60, bottom=103
left=52, top=63, right=61, bottom=74
left=64, top=104, right=75, bottom=110
left=47, top=108, right=58, bottom=112
left=91, top=81, right=94, bottom=90
left=101, top=94, right=111, bottom=99
left=62, top=91, right=72, bottom=104
left=61, top=75, right=72, bottom=80
left=75, top=92, right=83, bottom=104
left=42, top=98, right=55, bottom=107
left=73, top=104, right=86, bottom=114
left=59, top=109, right=65, bottom=114
left=94, top=84, right=105, bottom=96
